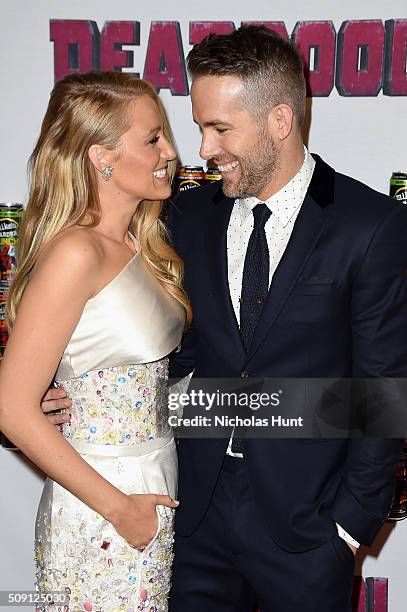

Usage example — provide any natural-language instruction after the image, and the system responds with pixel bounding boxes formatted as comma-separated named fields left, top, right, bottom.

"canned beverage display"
left=0, top=203, right=23, bottom=450
left=388, top=163, right=406, bottom=537
left=0, top=203, right=23, bottom=358
left=388, top=174, right=407, bottom=519
left=205, top=168, right=222, bottom=184
left=389, top=172, right=407, bottom=205
left=0, top=289, right=6, bottom=357
left=0, top=202, right=23, bottom=287
left=175, top=166, right=206, bottom=193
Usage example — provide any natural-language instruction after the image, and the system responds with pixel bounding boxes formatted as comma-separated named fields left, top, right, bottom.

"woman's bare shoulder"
left=35, top=227, right=103, bottom=273
left=31, top=227, right=104, bottom=298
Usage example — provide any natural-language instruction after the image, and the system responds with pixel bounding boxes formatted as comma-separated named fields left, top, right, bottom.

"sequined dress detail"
left=35, top=243, right=184, bottom=612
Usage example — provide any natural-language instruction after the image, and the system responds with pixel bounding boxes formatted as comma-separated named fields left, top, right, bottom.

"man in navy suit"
left=167, top=26, right=407, bottom=611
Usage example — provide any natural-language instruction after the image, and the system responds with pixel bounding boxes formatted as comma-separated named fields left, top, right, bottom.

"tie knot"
left=252, top=203, right=271, bottom=228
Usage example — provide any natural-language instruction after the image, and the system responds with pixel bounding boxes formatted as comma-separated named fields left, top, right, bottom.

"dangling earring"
left=101, top=165, right=114, bottom=181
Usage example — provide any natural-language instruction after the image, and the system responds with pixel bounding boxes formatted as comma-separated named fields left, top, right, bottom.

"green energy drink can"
left=0, top=203, right=23, bottom=285
left=0, top=202, right=23, bottom=359
left=389, top=172, right=407, bottom=205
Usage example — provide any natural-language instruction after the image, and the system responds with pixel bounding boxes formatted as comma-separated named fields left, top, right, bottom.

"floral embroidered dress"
left=35, top=239, right=185, bottom=612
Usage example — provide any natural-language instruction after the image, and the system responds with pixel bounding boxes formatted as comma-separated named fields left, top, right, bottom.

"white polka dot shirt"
left=227, top=146, right=315, bottom=321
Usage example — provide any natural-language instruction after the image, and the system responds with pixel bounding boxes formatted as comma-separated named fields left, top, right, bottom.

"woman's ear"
left=88, top=145, right=113, bottom=173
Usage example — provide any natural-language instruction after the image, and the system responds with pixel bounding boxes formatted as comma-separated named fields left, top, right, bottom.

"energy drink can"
left=175, top=166, right=206, bottom=193
left=0, top=203, right=23, bottom=286
left=205, top=168, right=222, bottom=184
left=389, top=172, right=407, bottom=205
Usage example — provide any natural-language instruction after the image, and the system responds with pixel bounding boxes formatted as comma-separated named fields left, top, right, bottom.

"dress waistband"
left=67, top=430, right=173, bottom=457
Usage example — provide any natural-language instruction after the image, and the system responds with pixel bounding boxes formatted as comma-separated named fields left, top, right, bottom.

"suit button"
left=240, top=370, right=250, bottom=378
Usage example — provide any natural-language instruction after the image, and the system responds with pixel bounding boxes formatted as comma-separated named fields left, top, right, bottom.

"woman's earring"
left=101, top=165, right=114, bottom=181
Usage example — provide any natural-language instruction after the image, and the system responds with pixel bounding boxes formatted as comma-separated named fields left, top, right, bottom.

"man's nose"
left=199, top=135, right=218, bottom=161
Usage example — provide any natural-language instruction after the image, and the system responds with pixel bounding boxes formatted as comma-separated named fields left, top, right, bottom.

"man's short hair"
left=187, top=25, right=306, bottom=127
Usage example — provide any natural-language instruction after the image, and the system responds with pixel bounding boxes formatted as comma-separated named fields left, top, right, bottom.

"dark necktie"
left=231, top=203, right=271, bottom=455
left=239, top=203, right=272, bottom=352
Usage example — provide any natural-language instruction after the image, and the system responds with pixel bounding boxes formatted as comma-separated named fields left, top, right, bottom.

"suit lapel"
left=248, top=154, right=336, bottom=359
left=205, top=187, right=246, bottom=359
left=247, top=195, right=326, bottom=357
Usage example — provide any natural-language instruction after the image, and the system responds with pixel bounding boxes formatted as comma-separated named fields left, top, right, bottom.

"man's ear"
left=268, top=104, right=294, bottom=141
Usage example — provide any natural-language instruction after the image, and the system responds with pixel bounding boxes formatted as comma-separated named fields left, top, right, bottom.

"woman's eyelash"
left=150, top=135, right=159, bottom=144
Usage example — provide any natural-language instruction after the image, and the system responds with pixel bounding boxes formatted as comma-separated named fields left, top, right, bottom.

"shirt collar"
left=237, top=147, right=315, bottom=228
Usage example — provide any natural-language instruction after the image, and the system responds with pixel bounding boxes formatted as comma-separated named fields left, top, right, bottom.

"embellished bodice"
left=54, top=248, right=185, bottom=447
left=58, top=360, right=170, bottom=446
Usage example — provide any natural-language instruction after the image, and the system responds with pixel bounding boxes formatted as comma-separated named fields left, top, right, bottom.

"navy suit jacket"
left=168, top=154, right=407, bottom=552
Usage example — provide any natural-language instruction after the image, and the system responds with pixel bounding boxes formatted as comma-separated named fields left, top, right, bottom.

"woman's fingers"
left=114, top=493, right=179, bottom=549
left=155, top=494, right=180, bottom=508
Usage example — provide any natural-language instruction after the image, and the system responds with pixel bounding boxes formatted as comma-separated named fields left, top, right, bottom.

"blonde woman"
left=0, top=71, right=191, bottom=611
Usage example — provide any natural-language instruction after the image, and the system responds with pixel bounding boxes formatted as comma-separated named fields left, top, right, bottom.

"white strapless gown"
left=35, top=243, right=185, bottom=612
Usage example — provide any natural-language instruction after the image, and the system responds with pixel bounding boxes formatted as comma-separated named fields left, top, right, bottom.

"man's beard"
left=221, top=129, right=279, bottom=199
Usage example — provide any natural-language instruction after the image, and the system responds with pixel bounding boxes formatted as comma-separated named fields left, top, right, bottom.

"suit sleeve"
left=331, top=203, right=407, bottom=546
left=166, top=196, right=197, bottom=380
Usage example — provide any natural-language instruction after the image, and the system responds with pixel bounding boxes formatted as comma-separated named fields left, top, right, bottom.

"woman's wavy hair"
left=6, top=71, right=191, bottom=328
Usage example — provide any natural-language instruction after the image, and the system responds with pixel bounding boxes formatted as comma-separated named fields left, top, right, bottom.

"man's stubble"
left=221, top=127, right=280, bottom=200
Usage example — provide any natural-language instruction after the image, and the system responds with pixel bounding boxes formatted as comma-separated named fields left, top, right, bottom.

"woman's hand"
left=113, top=493, right=179, bottom=550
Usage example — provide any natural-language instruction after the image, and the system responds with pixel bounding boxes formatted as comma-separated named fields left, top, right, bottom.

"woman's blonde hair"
left=6, top=71, right=191, bottom=328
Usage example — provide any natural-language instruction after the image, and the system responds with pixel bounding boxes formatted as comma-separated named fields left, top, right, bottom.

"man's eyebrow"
left=193, top=119, right=234, bottom=127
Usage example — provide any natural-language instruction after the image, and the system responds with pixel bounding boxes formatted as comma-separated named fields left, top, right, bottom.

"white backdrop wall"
left=1, top=1, right=407, bottom=611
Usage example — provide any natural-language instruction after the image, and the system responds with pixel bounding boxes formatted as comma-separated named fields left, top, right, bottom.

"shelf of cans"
left=1, top=170, right=406, bottom=519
